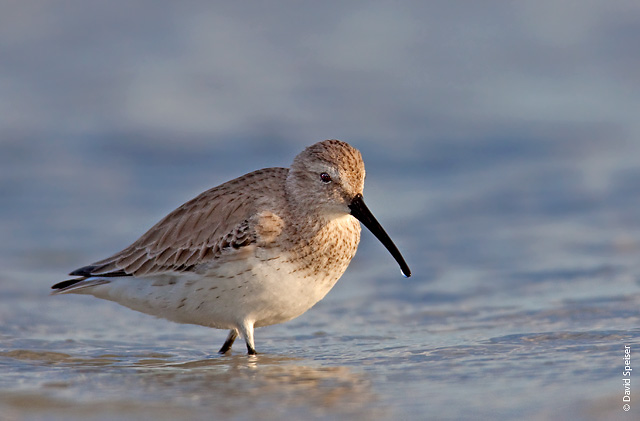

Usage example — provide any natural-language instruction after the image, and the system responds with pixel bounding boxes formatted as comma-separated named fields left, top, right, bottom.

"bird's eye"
left=320, top=173, right=332, bottom=183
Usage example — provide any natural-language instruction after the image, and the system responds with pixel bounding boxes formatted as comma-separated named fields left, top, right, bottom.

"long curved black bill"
left=349, top=194, right=411, bottom=278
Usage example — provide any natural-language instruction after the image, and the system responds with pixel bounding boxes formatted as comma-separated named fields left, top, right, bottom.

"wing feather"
left=70, top=168, right=288, bottom=278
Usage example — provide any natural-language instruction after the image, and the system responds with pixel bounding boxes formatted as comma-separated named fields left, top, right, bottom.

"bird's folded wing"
left=70, top=168, right=288, bottom=278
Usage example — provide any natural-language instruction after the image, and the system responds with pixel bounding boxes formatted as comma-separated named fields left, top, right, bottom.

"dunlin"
left=52, top=140, right=411, bottom=354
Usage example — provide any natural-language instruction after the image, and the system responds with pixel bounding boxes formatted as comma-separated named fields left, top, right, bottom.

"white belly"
left=85, top=252, right=349, bottom=330
left=82, top=214, right=360, bottom=331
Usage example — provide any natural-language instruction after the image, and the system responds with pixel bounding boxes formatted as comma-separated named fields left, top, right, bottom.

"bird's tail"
left=50, top=278, right=111, bottom=295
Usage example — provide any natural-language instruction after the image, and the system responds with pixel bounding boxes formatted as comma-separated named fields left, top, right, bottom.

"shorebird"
left=52, top=139, right=411, bottom=355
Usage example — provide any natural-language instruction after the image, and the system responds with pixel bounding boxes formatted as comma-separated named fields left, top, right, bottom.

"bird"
left=52, top=139, right=411, bottom=355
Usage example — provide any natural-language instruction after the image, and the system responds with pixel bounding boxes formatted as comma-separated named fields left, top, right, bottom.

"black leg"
left=218, top=329, right=238, bottom=354
left=238, top=322, right=257, bottom=355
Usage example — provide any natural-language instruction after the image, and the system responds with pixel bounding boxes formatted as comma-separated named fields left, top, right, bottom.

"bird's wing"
left=70, top=168, right=288, bottom=278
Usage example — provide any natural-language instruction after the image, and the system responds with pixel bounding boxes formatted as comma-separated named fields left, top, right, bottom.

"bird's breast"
left=284, top=214, right=361, bottom=282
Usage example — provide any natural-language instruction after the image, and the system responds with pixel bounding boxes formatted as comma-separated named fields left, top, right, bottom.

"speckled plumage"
left=52, top=139, right=410, bottom=354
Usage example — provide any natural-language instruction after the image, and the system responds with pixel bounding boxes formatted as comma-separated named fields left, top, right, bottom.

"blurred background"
left=1, top=1, right=640, bottom=420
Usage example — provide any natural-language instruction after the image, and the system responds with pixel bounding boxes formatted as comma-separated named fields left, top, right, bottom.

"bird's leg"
left=218, top=329, right=238, bottom=354
left=239, top=321, right=257, bottom=355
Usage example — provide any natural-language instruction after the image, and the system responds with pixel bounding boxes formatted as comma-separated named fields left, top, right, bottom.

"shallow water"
left=2, top=2, right=640, bottom=420
left=3, top=136, right=640, bottom=421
